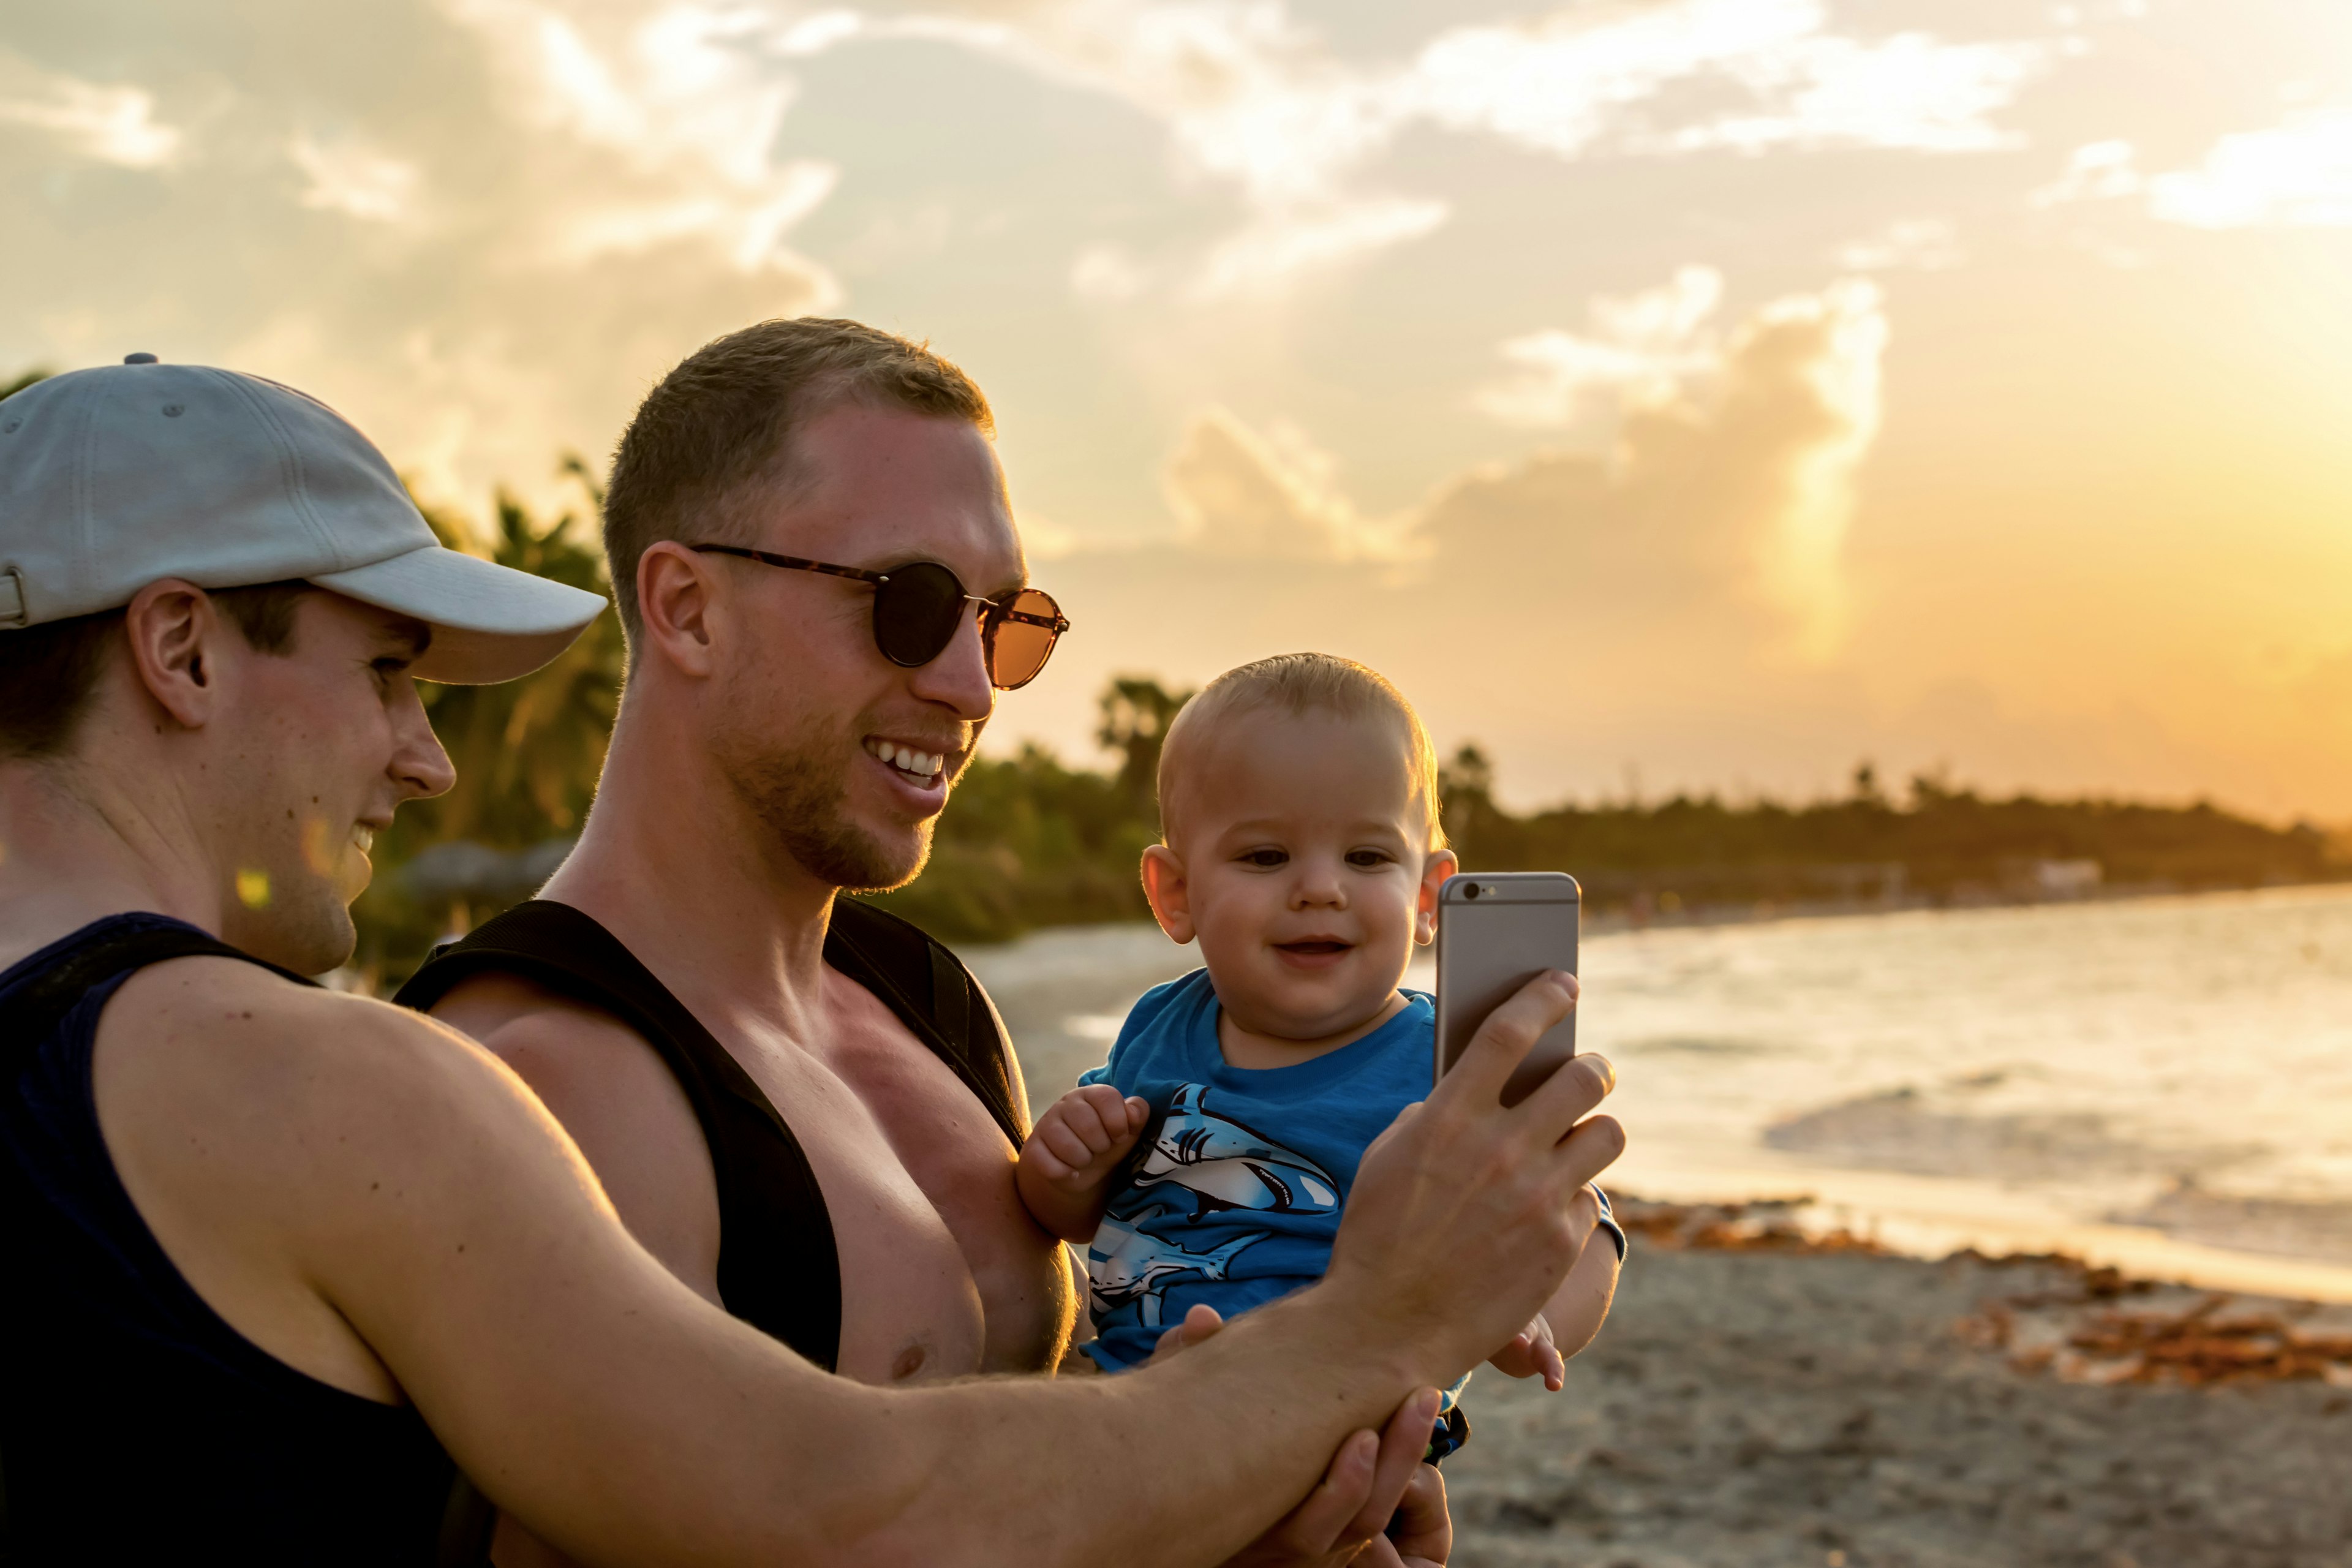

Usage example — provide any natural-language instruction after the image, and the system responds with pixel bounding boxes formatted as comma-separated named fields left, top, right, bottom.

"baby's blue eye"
left=1240, top=848, right=1288, bottom=868
left=1346, top=850, right=1393, bottom=869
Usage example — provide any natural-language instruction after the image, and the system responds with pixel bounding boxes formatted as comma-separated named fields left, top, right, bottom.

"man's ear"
left=1414, top=848, right=1458, bottom=946
left=121, top=579, right=227, bottom=730
left=1140, top=844, right=1196, bottom=945
left=636, top=542, right=723, bottom=679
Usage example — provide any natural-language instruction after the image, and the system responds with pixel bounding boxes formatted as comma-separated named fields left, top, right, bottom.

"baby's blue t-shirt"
left=1076, top=967, right=1624, bottom=1373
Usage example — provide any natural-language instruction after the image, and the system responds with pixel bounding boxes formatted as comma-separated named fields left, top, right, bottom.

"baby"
left=1016, top=652, right=1625, bottom=1461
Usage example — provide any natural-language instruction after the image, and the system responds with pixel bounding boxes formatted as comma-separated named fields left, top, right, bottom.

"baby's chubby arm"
left=1017, top=1084, right=1153, bottom=1242
left=1487, top=1189, right=1623, bottom=1390
left=1541, top=1212, right=1622, bottom=1356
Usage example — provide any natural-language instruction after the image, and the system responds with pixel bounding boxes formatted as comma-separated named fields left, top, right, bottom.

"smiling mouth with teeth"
left=1276, top=939, right=1353, bottom=956
left=864, top=737, right=947, bottom=783
left=350, top=824, right=377, bottom=856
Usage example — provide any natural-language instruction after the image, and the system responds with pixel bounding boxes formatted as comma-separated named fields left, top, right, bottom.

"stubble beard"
left=716, top=709, right=940, bottom=894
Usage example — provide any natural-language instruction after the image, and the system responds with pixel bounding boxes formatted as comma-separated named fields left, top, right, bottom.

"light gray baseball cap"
left=0, top=354, right=605, bottom=684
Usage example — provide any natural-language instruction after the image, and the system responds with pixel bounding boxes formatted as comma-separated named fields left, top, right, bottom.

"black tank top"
left=0, top=914, right=472, bottom=1563
left=392, top=897, right=1027, bottom=1371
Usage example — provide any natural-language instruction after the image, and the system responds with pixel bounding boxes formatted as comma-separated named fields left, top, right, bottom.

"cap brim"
left=310, top=545, right=607, bottom=684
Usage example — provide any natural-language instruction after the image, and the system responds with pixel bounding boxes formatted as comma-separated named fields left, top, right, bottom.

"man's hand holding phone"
left=1322, top=967, right=1619, bottom=1395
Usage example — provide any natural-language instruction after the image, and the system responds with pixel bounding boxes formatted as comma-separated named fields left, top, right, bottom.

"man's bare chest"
left=722, top=974, right=1065, bottom=1377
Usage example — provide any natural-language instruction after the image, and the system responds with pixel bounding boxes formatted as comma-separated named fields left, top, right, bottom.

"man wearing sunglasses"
left=404, top=321, right=1082, bottom=1429
left=399, top=318, right=1586, bottom=1564
left=1, top=347, right=1626, bottom=1565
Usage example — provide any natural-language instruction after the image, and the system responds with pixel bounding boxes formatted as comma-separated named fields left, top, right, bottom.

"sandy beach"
left=1445, top=1212, right=2352, bottom=1568
left=969, top=911, right=2352, bottom=1565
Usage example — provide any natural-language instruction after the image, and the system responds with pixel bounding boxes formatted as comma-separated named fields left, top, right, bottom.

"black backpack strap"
left=394, top=902, right=842, bottom=1372
left=928, top=942, right=972, bottom=1067
left=828, top=899, right=1028, bottom=1145
left=434, top=1472, right=496, bottom=1567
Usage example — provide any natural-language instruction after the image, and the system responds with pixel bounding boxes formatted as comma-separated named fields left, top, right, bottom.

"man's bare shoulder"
left=90, top=956, right=601, bottom=1398
left=431, top=970, right=677, bottom=1095
left=99, top=956, right=565, bottom=1196
left=427, top=969, right=721, bottom=1294
left=108, top=953, right=492, bottom=1088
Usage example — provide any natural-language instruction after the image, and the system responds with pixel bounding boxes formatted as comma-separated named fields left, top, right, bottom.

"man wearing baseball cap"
left=0, top=355, right=1624, bottom=1564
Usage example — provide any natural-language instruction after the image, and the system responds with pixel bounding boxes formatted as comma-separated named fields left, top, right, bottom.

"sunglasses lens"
left=987, top=589, right=1064, bottom=689
left=873, top=562, right=967, bottom=667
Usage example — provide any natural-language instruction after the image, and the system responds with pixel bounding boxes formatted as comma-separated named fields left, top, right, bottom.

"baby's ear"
left=1415, top=849, right=1458, bottom=946
left=1140, top=844, right=1196, bottom=944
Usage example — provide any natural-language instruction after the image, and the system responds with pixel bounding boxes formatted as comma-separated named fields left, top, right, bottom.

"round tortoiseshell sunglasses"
left=688, top=544, right=1071, bottom=690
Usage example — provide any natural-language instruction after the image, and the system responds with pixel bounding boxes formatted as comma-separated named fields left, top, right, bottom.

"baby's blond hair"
left=1156, top=652, right=1446, bottom=850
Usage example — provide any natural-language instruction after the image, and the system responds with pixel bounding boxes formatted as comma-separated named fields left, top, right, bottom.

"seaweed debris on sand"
left=1611, top=1194, right=1888, bottom=1255
left=1954, top=1255, right=2352, bottom=1390
left=1446, top=1205, right=2352, bottom=1568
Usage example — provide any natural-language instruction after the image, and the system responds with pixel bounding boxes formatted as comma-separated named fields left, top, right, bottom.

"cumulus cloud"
left=1740, top=279, right=1885, bottom=657
left=0, top=0, right=842, bottom=515
left=1420, top=1, right=2046, bottom=162
left=2145, top=107, right=2352, bottom=230
left=1475, top=266, right=1725, bottom=432
left=1049, top=270, right=1886, bottom=696
left=2030, top=138, right=2143, bottom=207
left=2034, top=113, right=2352, bottom=230
left=0, top=55, right=182, bottom=169
left=1659, top=25, right=2046, bottom=156
left=1466, top=260, right=1891, bottom=655
left=1163, top=408, right=1403, bottom=560
left=445, top=0, right=843, bottom=275
left=1023, top=269, right=1892, bottom=797
left=1191, top=195, right=1447, bottom=300
left=290, top=134, right=423, bottom=224
left=1408, top=0, right=1814, bottom=159
left=892, top=0, right=2054, bottom=298
left=64, top=0, right=2036, bottom=314
left=1464, top=274, right=1883, bottom=660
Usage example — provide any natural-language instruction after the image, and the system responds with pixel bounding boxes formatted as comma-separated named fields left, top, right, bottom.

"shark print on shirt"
left=1086, top=1084, right=1342, bottom=1329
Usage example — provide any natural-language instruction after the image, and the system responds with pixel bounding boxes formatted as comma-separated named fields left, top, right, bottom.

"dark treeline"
left=871, top=701, right=2345, bottom=943
left=1438, top=752, right=2340, bottom=917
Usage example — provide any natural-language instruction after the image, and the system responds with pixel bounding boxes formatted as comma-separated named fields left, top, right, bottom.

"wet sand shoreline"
left=972, top=892, right=2352, bottom=1308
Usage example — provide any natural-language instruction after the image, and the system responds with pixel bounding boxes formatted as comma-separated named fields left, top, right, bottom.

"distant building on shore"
left=2015, top=858, right=2103, bottom=899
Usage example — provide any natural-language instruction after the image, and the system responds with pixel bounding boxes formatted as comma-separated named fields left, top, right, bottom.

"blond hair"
left=603, top=318, right=993, bottom=644
left=1157, top=652, right=1446, bottom=850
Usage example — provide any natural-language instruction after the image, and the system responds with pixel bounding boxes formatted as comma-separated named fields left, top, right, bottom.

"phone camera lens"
left=1463, top=883, right=1481, bottom=900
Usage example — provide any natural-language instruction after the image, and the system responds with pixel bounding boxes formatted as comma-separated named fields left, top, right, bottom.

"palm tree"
left=356, top=461, right=624, bottom=976
left=1096, top=676, right=1193, bottom=812
left=404, top=467, right=622, bottom=846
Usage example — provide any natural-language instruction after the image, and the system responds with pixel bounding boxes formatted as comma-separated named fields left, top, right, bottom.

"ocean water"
left=965, top=884, right=2352, bottom=1302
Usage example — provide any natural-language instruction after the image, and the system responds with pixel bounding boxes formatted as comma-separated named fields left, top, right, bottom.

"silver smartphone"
left=1433, top=872, right=1580, bottom=1106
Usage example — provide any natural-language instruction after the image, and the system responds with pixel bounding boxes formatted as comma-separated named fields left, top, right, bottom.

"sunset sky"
left=6, top=0, right=2351, bottom=815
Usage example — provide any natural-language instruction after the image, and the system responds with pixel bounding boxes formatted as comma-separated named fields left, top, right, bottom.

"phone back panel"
left=1434, top=872, right=1580, bottom=1105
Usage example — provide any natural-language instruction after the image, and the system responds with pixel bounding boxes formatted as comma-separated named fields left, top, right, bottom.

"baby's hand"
left=1028, top=1085, right=1150, bottom=1189
left=1487, top=1312, right=1566, bottom=1392
left=1019, top=1086, right=1148, bottom=1240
